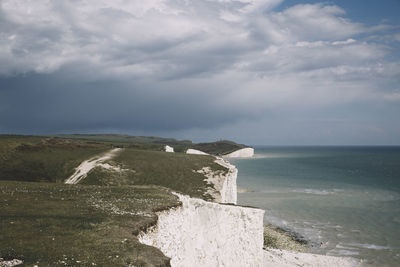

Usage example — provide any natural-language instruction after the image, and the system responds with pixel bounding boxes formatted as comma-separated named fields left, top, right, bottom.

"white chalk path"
left=64, top=148, right=122, bottom=185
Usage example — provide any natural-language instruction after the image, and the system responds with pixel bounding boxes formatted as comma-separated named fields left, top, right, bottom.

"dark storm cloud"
left=0, top=0, right=399, bottom=144
left=0, top=72, right=255, bottom=134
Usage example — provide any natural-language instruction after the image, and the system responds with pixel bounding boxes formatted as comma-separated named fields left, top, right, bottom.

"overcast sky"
left=1, top=0, right=399, bottom=145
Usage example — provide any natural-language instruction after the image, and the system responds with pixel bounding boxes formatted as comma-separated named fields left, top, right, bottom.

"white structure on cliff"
left=164, top=145, right=174, bottom=153
left=186, top=148, right=209, bottom=155
left=223, top=147, right=254, bottom=158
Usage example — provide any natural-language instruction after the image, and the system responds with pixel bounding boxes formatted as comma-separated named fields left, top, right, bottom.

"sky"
left=0, top=0, right=399, bottom=145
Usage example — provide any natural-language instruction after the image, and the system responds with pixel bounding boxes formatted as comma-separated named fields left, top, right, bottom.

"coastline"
left=139, top=149, right=363, bottom=266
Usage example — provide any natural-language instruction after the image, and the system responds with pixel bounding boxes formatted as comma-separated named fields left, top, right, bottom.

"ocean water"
left=230, top=147, right=400, bottom=267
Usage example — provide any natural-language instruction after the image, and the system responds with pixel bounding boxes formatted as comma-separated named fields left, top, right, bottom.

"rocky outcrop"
left=214, top=157, right=238, bottom=204
left=186, top=149, right=209, bottom=155
left=137, top=153, right=361, bottom=267
left=65, top=148, right=122, bottom=184
left=223, top=147, right=254, bottom=158
left=139, top=193, right=265, bottom=267
left=165, top=145, right=174, bottom=153
left=138, top=154, right=263, bottom=266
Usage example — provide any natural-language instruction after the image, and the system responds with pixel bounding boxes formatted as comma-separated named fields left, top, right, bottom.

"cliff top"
left=0, top=134, right=234, bottom=266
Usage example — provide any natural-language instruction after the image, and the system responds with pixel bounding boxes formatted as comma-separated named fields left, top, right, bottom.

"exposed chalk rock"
left=65, top=148, right=122, bottom=184
left=186, top=149, right=209, bottom=155
left=223, top=147, right=254, bottom=158
left=165, top=145, right=174, bottom=153
left=138, top=152, right=361, bottom=267
left=194, top=156, right=237, bottom=204
left=0, top=258, right=23, bottom=267
left=139, top=193, right=265, bottom=267
left=214, top=157, right=237, bottom=204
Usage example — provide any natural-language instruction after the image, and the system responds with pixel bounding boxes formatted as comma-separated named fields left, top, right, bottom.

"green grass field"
left=191, top=140, right=247, bottom=155
left=0, top=136, right=110, bottom=183
left=0, top=181, right=179, bottom=266
left=0, top=134, right=235, bottom=266
left=82, top=148, right=227, bottom=200
left=50, top=134, right=249, bottom=155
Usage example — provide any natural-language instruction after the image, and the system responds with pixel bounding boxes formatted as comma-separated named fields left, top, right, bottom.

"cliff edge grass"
left=0, top=181, right=180, bottom=266
left=49, top=134, right=250, bottom=155
left=0, top=135, right=110, bottom=183
left=0, top=135, right=233, bottom=266
left=81, top=148, right=227, bottom=200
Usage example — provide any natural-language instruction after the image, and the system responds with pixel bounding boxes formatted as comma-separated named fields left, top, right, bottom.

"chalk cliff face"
left=139, top=193, right=265, bottom=267
left=186, top=148, right=209, bottom=155
left=223, top=147, right=254, bottom=158
left=138, top=154, right=265, bottom=267
left=214, top=157, right=238, bottom=204
left=164, top=145, right=174, bottom=153
left=138, top=152, right=361, bottom=267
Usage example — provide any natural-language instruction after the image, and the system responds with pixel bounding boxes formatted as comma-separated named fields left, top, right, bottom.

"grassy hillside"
left=0, top=135, right=110, bottom=183
left=82, top=148, right=227, bottom=200
left=0, top=181, right=179, bottom=266
left=191, top=140, right=248, bottom=155
left=51, top=134, right=193, bottom=152
left=0, top=134, right=232, bottom=266
left=0, top=134, right=245, bottom=266
left=50, top=134, right=249, bottom=155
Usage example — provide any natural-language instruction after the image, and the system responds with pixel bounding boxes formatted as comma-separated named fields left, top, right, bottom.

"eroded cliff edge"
left=139, top=155, right=265, bottom=266
left=137, top=150, right=363, bottom=267
left=139, top=193, right=265, bottom=267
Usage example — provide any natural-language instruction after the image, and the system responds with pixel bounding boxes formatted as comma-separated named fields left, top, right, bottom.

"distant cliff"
left=223, top=147, right=254, bottom=158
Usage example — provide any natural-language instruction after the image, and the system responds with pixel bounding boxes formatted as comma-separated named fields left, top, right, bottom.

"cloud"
left=0, top=1, right=379, bottom=78
left=0, top=0, right=399, bottom=143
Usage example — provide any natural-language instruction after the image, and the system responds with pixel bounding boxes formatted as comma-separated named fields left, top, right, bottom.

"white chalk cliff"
left=139, top=193, right=265, bottom=267
left=194, top=157, right=237, bottom=204
left=139, top=153, right=361, bottom=267
left=139, top=154, right=264, bottom=266
left=186, top=149, right=209, bottom=155
left=164, top=145, right=174, bottom=153
left=223, top=147, right=254, bottom=158
left=214, top=157, right=238, bottom=204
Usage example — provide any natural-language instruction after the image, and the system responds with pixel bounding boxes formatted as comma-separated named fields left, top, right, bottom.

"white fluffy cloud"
left=0, top=0, right=399, bottom=141
left=0, top=1, right=389, bottom=78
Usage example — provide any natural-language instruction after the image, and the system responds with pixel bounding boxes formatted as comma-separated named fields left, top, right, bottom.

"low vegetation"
left=263, top=224, right=308, bottom=252
left=0, top=135, right=109, bottom=183
left=51, top=134, right=248, bottom=155
left=191, top=140, right=248, bottom=155
left=0, top=134, right=245, bottom=266
left=0, top=181, right=180, bottom=266
left=82, top=148, right=227, bottom=200
left=51, top=134, right=193, bottom=152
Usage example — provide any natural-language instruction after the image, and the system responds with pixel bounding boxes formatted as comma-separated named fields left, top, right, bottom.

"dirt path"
left=65, top=148, right=122, bottom=184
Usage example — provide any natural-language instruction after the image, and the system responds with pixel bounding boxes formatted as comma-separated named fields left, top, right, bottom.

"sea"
left=229, top=146, right=400, bottom=267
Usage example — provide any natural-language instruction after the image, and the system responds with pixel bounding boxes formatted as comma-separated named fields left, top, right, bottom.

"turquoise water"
left=230, top=147, right=400, bottom=267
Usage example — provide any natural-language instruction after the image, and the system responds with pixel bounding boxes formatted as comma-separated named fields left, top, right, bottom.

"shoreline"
left=263, top=224, right=309, bottom=252
left=224, top=150, right=365, bottom=266
left=139, top=150, right=363, bottom=266
left=233, top=151, right=365, bottom=266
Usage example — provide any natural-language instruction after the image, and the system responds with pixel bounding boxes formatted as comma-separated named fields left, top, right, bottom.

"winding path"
left=64, top=148, right=122, bottom=184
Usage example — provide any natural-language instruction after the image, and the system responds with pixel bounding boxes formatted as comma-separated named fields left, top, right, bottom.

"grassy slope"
left=50, top=134, right=248, bottom=155
left=0, top=136, right=110, bottom=183
left=0, top=135, right=232, bottom=266
left=82, top=148, right=227, bottom=200
left=51, top=134, right=193, bottom=152
left=191, top=140, right=248, bottom=155
left=0, top=181, right=179, bottom=266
